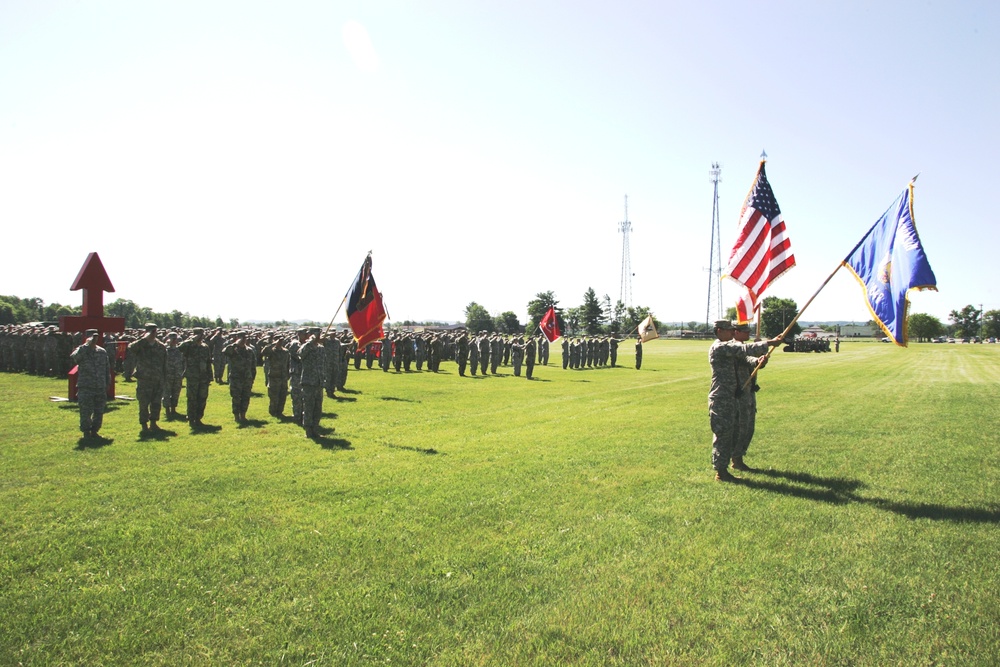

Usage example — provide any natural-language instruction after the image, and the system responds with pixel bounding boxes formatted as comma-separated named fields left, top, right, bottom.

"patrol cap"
left=234, top=329, right=247, bottom=338
left=166, top=332, right=179, bottom=340
left=309, top=327, right=322, bottom=335
left=734, top=323, right=751, bottom=333
left=84, top=328, right=99, bottom=337
left=296, top=327, right=309, bottom=334
left=144, top=322, right=158, bottom=331
left=714, top=320, right=735, bottom=331
left=192, top=327, right=205, bottom=335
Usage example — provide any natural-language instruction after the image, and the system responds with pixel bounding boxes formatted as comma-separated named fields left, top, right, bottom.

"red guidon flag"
left=539, top=306, right=561, bottom=342
left=723, top=160, right=795, bottom=324
left=346, top=254, right=387, bottom=349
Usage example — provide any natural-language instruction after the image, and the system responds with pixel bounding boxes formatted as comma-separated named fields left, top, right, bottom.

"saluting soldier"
left=287, top=328, right=309, bottom=425
left=525, top=336, right=537, bottom=380
left=179, top=327, right=214, bottom=427
left=71, top=329, right=112, bottom=438
left=162, top=332, right=185, bottom=420
left=128, top=322, right=167, bottom=433
left=260, top=334, right=291, bottom=418
left=296, top=327, right=327, bottom=438
left=223, top=331, right=256, bottom=424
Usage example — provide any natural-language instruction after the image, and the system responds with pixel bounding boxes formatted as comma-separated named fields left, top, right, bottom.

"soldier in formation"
left=128, top=323, right=167, bottom=433
left=179, top=327, right=213, bottom=427
left=223, top=331, right=257, bottom=424
left=296, top=327, right=327, bottom=439
left=162, top=332, right=185, bottom=420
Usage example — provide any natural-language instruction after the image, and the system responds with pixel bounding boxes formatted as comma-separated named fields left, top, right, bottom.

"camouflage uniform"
left=223, top=337, right=256, bottom=422
left=129, top=328, right=167, bottom=429
left=71, top=336, right=112, bottom=436
left=468, top=336, right=479, bottom=376
left=478, top=335, right=490, bottom=375
left=511, top=339, right=524, bottom=377
left=260, top=338, right=290, bottom=417
left=525, top=337, right=537, bottom=380
left=455, top=334, right=469, bottom=376
left=296, top=333, right=326, bottom=438
left=162, top=337, right=185, bottom=418
left=288, top=330, right=308, bottom=424
left=708, top=333, right=770, bottom=473
left=179, top=331, right=213, bottom=426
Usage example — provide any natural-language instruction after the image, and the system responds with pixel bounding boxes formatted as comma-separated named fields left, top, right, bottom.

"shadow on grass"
left=138, top=428, right=179, bottom=441
left=312, top=428, right=351, bottom=450
left=332, top=395, right=357, bottom=403
left=338, top=388, right=363, bottom=395
left=380, top=396, right=418, bottom=403
left=385, top=443, right=441, bottom=455
left=189, top=422, right=223, bottom=435
left=75, top=434, right=113, bottom=450
left=57, top=403, right=125, bottom=413
left=236, top=419, right=268, bottom=429
left=742, top=467, right=1000, bottom=524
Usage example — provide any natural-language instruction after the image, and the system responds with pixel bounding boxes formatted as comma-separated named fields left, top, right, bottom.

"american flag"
left=724, top=161, right=795, bottom=324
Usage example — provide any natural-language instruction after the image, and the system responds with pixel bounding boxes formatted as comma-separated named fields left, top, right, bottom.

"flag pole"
left=325, top=297, right=348, bottom=334
left=743, top=260, right=845, bottom=388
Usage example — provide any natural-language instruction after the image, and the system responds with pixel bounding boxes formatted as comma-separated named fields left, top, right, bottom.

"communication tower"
left=619, top=195, right=633, bottom=308
left=705, top=163, right=723, bottom=328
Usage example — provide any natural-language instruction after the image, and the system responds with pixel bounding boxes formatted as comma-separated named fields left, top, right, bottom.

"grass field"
left=2, top=340, right=998, bottom=666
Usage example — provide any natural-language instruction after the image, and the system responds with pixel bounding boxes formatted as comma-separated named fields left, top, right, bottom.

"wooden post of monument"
left=59, top=252, right=126, bottom=400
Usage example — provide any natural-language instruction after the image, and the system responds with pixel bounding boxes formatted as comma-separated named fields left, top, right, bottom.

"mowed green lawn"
left=1, top=340, right=998, bottom=666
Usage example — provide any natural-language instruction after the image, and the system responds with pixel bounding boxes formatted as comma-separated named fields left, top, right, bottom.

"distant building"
left=840, top=324, right=876, bottom=337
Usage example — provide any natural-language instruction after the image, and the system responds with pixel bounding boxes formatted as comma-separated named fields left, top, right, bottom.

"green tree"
left=907, top=313, right=944, bottom=342
left=580, top=288, right=603, bottom=334
left=983, top=310, right=1000, bottom=339
left=564, top=307, right=581, bottom=336
left=494, top=311, right=521, bottom=334
left=0, top=299, right=16, bottom=324
left=761, top=296, right=802, bottom=338
left=948, top=304, right=981, bottom=339
left=465, top=302, right=493, bottom=333
left=107, top=299, right=142, bottom=328
left=611, top=300, right=627, bottom=334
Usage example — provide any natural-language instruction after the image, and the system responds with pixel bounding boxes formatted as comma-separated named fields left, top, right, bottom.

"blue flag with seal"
left=842, top=183, right=937, bottom=347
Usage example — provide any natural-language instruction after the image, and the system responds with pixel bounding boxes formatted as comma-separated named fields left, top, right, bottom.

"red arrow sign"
left=69, top=252, right=116, bottom=316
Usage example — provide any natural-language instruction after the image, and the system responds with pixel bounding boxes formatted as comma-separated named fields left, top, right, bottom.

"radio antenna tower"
left=619, top=195, right=633, bottom=308
left=705, top=163, right=723, bottom=328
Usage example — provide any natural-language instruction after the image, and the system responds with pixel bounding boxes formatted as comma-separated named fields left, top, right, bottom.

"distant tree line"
left=464, top=289, right=663, bottom=338
left=0, top=294, right=233, bottom=330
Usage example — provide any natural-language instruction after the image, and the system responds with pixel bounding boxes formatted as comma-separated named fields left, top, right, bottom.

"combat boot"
left=715, top=469, right=740, bottom=483
left=731, top=457, right=753, bottom=472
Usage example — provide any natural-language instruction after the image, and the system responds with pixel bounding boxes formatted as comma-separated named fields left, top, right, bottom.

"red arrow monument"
left=60, top=252, right=126, bottom=399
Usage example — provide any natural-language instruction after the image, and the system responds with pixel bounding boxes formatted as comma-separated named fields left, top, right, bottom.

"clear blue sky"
left=2, top=1, right=997, bottom=325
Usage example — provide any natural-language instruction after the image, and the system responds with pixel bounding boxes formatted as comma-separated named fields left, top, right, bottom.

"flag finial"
left=911, top=172, right=920, bottom=184
left=760, top=149, right=767, bottom=162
